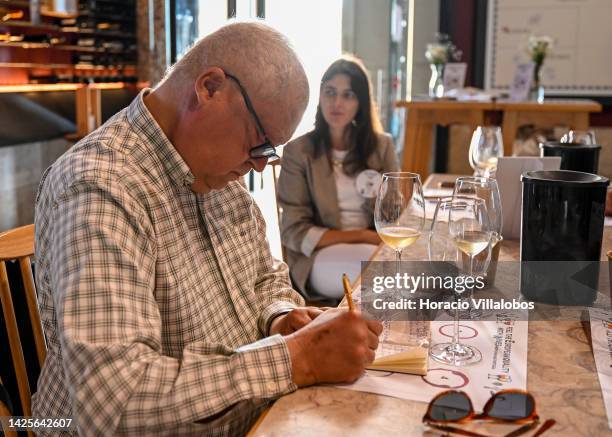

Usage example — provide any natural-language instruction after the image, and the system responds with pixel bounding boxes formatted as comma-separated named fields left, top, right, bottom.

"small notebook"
left=367, top=320, right=430, bottom=375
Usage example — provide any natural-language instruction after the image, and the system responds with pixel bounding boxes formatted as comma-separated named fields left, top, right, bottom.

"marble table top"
left=250, top=228, right=612, bottom=437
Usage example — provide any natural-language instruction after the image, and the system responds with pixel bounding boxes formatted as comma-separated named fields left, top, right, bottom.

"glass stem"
left=396, top=249, right=402, bottom=293
left=452, top=294, right=460, bottom=349
left=451, top=255, right=473, bottom=350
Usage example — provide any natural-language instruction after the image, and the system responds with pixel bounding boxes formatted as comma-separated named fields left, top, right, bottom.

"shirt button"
left=267, top=382, right=277, bottom=392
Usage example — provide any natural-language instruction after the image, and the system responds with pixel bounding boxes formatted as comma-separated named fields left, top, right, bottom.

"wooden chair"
left=0, top=224, right=46, bottom=418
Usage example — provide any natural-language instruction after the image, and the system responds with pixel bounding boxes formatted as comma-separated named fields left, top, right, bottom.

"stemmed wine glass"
left=375, top=172, right=426, bottom=273
left=453, top=176, right=503, bottom=259
left=428, top=196, right=492, bottom=366
left=469, top=126, right=504, bottom=177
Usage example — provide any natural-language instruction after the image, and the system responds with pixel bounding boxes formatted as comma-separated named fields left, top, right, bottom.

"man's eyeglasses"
left=423, top=390, right=556, bottom=437
left=224, top=72, right=280, bottom=162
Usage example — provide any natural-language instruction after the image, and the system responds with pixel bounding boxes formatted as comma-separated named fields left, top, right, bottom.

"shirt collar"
left=126, top=88, right=195, bottom=187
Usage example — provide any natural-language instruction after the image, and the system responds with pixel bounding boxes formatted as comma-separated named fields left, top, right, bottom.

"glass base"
left=445, top=307, right=484, bottom=321
left=430, top=342, right=482, bottom=366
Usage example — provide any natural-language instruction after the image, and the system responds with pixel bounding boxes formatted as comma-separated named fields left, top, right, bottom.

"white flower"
left=527, top=35, right=554, bottom=60
left=425, top=43, right=448, bottom=64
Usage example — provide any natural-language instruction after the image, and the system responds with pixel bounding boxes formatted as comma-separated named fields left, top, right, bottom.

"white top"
left=299, top=150, right=370, bottom=257
left=332, top=150, right=369, bottom=230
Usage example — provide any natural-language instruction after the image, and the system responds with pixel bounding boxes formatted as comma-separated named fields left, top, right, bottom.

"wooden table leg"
left=76, top=85, right=102, bottom=138
left=75, top=86, right=89, bottom=138
left=573, top=112, right=589, bottom=130
left=501, top=110, right=518, bottom=156
left=88, top=86, right=102, bottom=129
left=402, top=109, right=419, bottom=172
left=414, top=122, right=433, bottom=180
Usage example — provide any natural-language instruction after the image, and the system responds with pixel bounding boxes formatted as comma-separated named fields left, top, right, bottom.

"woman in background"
left=279, top=56, right=400, bottom=301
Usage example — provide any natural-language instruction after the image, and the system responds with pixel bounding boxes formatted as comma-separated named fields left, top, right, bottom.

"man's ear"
left=194, top=68, right=227, bottom=105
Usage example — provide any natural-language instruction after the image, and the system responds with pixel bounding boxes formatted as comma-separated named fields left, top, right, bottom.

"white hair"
left=161, top=22, right=308, bottom=139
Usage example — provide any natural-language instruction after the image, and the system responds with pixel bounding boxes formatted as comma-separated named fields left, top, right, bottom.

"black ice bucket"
left=539, top=141, right=601, bottom=174
left=520, top=170, right=609, bottom=305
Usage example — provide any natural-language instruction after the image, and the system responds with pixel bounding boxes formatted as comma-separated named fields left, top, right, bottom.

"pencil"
left=342, top=273, right=355, bottom=311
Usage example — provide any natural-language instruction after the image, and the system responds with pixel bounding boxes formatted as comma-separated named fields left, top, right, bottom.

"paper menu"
left=589, top=308, right=612, bottom=429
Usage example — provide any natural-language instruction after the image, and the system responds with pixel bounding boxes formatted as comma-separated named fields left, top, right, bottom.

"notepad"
left=367, top=320, right=430, bottom=375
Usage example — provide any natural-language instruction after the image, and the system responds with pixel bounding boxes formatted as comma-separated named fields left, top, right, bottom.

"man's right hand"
left=285, top=308, right=383, bottom=386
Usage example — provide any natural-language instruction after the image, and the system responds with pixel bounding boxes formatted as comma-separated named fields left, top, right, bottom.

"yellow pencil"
left=342, top=273, right=355, bottom=311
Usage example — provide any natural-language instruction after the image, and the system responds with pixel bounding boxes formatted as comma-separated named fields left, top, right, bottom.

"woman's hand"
left=316, top=229, right=382, bottom=249
left=357, top=229, right=382, bottom=245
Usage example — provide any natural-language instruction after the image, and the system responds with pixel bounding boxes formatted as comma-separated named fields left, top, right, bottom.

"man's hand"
left=285, top=308, right=383, bottom=386
left=269, top=307, right=330, bottom=336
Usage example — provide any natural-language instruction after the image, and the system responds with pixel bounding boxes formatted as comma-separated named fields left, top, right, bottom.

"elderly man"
left=32, top=22, right=382, bottom=435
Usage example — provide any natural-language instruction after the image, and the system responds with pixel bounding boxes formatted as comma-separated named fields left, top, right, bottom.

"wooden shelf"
left=0, top=81, right=134, bottom=93
left=69, top=28, right=135, bottom=39
left=0, top=1, right=138, bottom=85
left=0, top=40, right=135, bottom=54
left=0, top=0, right=30, bottom=8
left=0, top=61, right=136, bottom=69
left=0, top=20, right=58, bottom=32
left=87, top=0, right=135, bottom=5
left=77, top=11, right=135, bottom=22
left=0, top=21, right=136, bottom=38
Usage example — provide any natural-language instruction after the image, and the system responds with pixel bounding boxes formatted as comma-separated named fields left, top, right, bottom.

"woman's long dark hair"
left=309, top=56, right=383, bottom=176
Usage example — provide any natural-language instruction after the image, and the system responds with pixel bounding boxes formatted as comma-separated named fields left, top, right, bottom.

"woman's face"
left=319, top=73, right=359, bottom=131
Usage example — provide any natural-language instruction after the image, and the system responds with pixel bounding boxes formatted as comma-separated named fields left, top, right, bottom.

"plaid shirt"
left=32, top=90, right=304, bottom=436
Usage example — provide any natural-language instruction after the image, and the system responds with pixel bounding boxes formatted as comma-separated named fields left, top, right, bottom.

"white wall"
left=342, top=0, right=391, bottom=120
left=407, top=0, right=440, bottom=96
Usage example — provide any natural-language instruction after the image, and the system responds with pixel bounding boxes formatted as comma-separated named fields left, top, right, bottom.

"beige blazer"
left=278, top=132, right=400, bottom=296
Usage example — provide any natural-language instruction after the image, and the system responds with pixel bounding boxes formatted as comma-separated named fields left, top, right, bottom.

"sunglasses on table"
left=423, top=390, right=556, bottom=437
left=224, top=72, right=280, bottom=163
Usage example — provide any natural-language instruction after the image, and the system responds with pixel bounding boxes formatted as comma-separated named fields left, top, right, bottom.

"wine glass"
left=469, top=126, right=504, bottom=177
left=560, top=130, right=597, bottom=145
left=375, top=172, right=426, bottom=272
left=429, top=196, right=491, bottom=366
left=453, top=176, right=502, bottom=246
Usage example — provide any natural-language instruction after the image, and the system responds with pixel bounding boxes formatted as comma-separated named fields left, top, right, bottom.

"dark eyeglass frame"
left=423, top=389, right=549, bottom=437
left=224, top=72, right=280, bottom=162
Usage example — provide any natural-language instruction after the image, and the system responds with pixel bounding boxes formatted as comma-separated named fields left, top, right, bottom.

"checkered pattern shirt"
left=32, top=90, right=304, bottom=436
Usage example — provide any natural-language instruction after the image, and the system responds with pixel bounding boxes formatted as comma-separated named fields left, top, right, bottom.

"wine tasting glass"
left=560, top=130, right=597, bottom=145
left=469, top=126, right=504, bottom=177
left=375, top=172, right=426, bottom=267
left=428, top=196, right=491, bottom=366
left=453, top=176, right=502, bottom=246
left=453, top=177, right=502, bottom=289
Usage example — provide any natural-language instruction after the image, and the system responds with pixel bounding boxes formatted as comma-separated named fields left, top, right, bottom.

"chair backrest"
left=0, top=224, right=46, bottom=418
left=269, top=159, right=287, bottom=262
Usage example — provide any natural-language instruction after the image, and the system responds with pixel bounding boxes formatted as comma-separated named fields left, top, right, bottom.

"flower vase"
left=429, top=64, right=444, bottom=99
left=530, top=65, right=545, bottom=103
left=529, top=80, right=544, bottom=103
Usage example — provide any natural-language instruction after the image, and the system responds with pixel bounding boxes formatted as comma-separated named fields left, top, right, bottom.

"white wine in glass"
left=375, top=172, right=425, bottom=266
left=454, top=230, right=490, bottom=257
left=429, top=196, right=491, bottom=367
left=469, top=126, right=504, bottom=177
left=378, top=226, right=421, bottom=251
